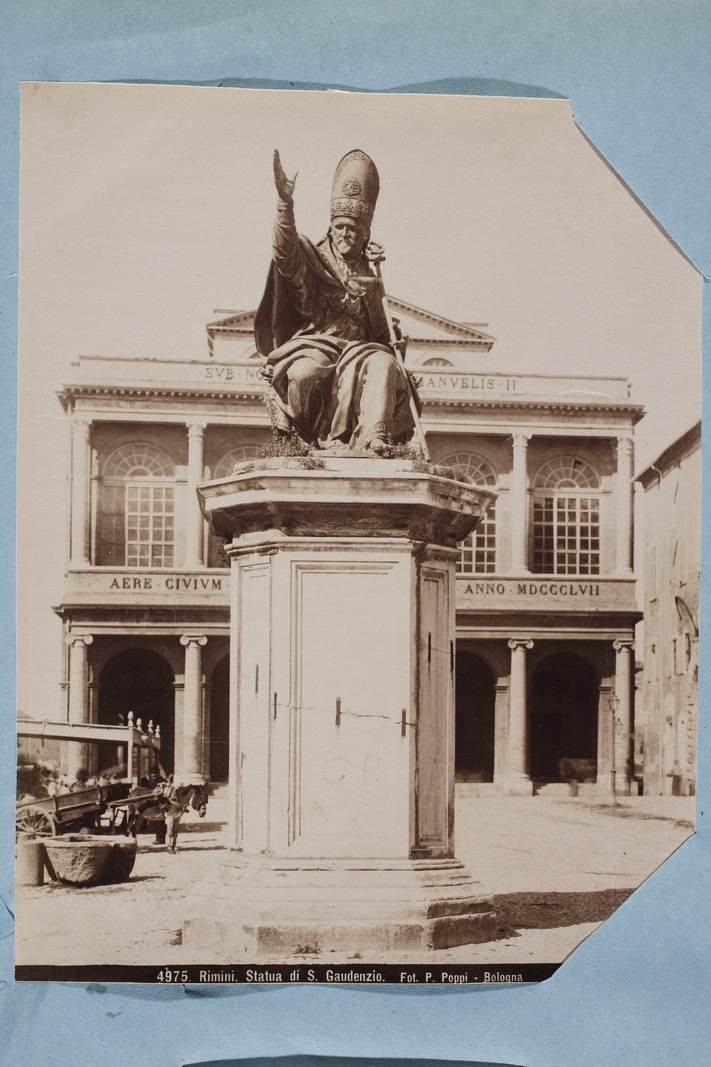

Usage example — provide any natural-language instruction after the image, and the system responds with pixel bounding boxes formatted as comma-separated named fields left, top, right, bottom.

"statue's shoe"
left=366, top=437, right=389, bottom=455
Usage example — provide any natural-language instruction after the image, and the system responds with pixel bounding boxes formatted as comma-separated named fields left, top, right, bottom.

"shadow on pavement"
left=180, top=821, right=226, bottom=834
left=493, top=887, right=636, bottom=936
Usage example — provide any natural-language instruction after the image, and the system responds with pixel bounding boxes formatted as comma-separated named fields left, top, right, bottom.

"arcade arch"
left=529, top=651, right=599, bottom=782
left=455, top=651, right=496, bottom=782
left=97, top=648, right=175, bottom=774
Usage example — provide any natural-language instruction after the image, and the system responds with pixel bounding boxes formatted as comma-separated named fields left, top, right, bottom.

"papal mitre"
left=330, top=149, right=380, bottom=225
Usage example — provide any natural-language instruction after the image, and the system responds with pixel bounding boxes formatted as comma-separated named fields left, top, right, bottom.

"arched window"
left=97, top=443, right=176, bottom=567
left=421, top=357, right=454, bottom=368
left=207, top=445, right=261, bottom=566
left=212, top=445, right=260, bottom=480
left=441, top=452, right=497, bottom=574
left=532, top=456, right=601, bottom=575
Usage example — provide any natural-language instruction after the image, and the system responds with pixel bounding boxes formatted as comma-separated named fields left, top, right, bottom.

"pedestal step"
left=183, top=856, right=496, bottom=956
left=455, top=782, right=505, bottom=797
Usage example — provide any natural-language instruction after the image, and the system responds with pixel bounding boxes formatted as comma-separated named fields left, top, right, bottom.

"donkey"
left=125, top=781, right=208, bottom=853
left=163, top=782, right=209, bottom=853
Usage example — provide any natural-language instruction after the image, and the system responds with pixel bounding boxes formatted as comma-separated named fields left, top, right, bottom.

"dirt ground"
left=14, top=794, right=694, bottom=967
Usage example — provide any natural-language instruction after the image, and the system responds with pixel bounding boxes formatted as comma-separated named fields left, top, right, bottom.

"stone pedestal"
left=183, top=456, right=497, bottom=956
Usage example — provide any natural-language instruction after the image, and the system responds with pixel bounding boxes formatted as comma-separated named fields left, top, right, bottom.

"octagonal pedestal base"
left=183, top=855, right=496, bottom=956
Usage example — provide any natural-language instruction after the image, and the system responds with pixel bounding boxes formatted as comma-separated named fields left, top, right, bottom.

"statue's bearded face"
left=330, top=216, right=368, bottom=260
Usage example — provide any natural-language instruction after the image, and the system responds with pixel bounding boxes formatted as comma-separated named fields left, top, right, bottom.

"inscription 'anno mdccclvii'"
left=462, top=581, right=601, bottom=597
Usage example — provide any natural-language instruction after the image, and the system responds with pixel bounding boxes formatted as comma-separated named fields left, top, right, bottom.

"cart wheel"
left=16, top=806, right=57, bottom=838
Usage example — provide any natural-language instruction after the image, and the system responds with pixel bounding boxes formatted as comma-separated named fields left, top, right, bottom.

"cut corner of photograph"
left=181, top=1060, right=527, bottom=1067
left=13, top=81, right=700, bottom=986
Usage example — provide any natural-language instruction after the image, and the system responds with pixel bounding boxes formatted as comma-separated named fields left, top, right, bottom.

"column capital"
left=512, top=432, right=532, bottom=449
left=187, top=421, right=207, bottom=437
left=66, top=633, right=93, bottom=648
left=508, top=638, right=534, bottom=652
left=73, top=417, right=92, bottom=434
left=180, top=634, right=208, bottom=648
left=617, top=435, right=634, bottom=453
left=613, top=639, right=635, bottom=653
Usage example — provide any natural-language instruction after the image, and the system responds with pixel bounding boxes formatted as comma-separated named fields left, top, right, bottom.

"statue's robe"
left=254, top=199, right=417, bottom=448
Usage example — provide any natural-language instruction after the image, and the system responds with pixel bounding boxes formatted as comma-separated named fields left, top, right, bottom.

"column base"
left=502, top=776, right=534, bottom=797
left=183, top=855, right=496, bottom=956
left=178, top=773, right=208, bottom=786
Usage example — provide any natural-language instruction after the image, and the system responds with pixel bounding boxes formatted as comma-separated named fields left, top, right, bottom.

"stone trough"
left=43, top=835, right=137, bottom=885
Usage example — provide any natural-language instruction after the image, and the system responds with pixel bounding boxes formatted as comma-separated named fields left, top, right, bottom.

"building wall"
left=638, top=424, right=701, bottom=795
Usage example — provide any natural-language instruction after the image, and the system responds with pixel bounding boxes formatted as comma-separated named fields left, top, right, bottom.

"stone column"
left=66, top=634, right=93, bottom=777
left=616, top=437, right=634, bottom=576
left=202, top=680, right=213, bottom=780
left=493, top=680, right=509, bottom=785
left=87, top=681, right=100, bottom=775
left=180, top=634, right=207, bottom=783
left=510, top=434, right=531, bottom=574
left=172, top=678, right=185, bottom=780
left=185, top=423, right=206, bottom=569
left=596, top=682, right=613, bottom=793
left=70, top=419, right=92, bottom=566
left=613, top=639, right=635, bottom=791
left=60, top=680, right=70, bottom=722
left=505, top=639, right=534, bottom=795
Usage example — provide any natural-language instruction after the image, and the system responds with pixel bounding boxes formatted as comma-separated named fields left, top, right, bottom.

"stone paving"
left=444, top=794, right=694, bottom=963
left=14, top=794, right=694, bottom=968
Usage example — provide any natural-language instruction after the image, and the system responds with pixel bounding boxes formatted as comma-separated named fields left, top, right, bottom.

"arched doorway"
left=209, top=656, right=230, bottom=783
left=529, top=653, right=598, bottom=781
left=98, top=649, right=175, bottom=774
left=455, top=651, right=496, bottom=781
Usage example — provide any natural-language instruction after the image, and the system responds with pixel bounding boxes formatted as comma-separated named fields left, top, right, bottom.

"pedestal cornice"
left=198, top=456, right=497, bottom=548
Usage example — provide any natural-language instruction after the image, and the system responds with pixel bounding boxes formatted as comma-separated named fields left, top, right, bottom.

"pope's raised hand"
left=273, top=150, right=297, bottom=202
left=366, top=241, right=385, bottom=263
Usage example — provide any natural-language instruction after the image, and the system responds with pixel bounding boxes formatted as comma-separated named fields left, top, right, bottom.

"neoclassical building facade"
left=55, top=298, right=643, bottom=795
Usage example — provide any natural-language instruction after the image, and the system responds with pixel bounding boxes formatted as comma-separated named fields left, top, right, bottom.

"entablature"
left=57, top=567, right=639, bottom=622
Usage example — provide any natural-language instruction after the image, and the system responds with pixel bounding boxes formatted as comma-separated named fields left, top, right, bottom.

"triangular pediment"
left=206, top=299, right=495, bottom=351
left=385, top=297, right=494, bottom=343
left=206, top=309, right=255, bottom=332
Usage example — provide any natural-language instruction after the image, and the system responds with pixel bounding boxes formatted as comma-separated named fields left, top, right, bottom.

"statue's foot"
left=322, top=437, right=350, bottom=454
left=366, top=437, right=389, bottom=456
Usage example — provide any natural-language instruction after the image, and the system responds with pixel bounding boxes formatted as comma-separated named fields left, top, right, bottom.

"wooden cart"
left=16, top=712, right=162, bottom=837
left=16, top=781, right=130, bottom=837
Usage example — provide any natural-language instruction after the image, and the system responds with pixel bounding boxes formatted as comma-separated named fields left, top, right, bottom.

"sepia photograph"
left=14, top=81, right=701, bottom=981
